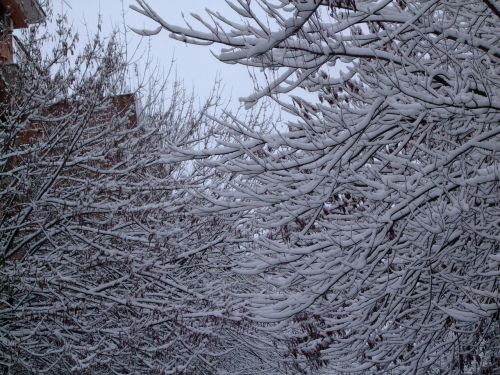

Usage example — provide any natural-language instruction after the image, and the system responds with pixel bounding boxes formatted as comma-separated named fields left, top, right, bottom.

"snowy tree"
left=134, top=0, right=500, bottom=373
left=0, top=7, right=259, bottom=374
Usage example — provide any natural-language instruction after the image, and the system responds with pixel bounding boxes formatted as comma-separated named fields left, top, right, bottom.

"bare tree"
left=0, top=6, right=258, bottom=374
left=134, top=0, right=500, bottom=373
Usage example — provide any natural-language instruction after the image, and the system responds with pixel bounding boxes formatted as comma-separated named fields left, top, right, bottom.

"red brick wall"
left=0, top=33, right=13, bottom=63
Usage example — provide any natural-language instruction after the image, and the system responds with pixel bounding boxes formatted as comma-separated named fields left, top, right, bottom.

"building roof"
left=0, top=0, right=45, bottom=28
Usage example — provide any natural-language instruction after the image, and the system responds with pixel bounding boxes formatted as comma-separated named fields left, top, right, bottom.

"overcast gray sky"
left=56, top=0, right=256, bottom=106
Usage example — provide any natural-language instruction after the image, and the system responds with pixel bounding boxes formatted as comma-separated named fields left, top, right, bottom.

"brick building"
left=1, top=0, right=138, bottom=262
left=0, top=0, right=137, bottom=131
left=0, top=0, right=44, bottom=63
